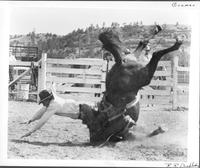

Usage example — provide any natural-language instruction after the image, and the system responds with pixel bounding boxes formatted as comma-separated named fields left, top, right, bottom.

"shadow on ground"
left=10, top=139, right=91, bottom=147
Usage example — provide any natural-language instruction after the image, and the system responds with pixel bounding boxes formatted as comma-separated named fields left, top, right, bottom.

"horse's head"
left=99, top=30, right=123, bottom=64
left=99, top=30, right=122, bottom=48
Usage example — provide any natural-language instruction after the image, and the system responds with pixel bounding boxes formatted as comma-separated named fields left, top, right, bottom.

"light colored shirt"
left=29, top=91, right=95, bottom=134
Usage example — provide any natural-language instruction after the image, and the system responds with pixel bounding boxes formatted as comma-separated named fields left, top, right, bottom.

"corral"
left=8, top=52, right=189, bottom=160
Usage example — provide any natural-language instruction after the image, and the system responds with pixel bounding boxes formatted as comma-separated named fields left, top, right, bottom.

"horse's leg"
left=133, top=25, right=162, bottom=58
left=142, top=38, right=182, bottom=86
left=133, top=40, right=149, bottom=58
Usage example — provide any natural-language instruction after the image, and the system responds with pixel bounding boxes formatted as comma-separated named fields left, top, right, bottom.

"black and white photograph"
left=0, top=1, right=199, bottom=167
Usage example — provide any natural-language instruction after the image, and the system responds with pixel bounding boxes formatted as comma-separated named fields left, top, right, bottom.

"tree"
left=102, top=22, right=106, bottom=28
left=30, top=28, right=36, bottom=46
left=111, top=22, right=120, bottom=28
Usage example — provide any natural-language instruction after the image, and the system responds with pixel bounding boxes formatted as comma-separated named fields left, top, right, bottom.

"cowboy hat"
left=38, top=90, right=53, bottom=104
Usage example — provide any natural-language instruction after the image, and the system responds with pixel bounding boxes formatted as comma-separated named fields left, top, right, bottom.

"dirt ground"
left=8, top=100, right=188, bottom=161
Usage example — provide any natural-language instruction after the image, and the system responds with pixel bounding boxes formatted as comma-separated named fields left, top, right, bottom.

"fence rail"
left=9, top=53, right=189, bottom=109
left=39, top=54, right=174, bottom=107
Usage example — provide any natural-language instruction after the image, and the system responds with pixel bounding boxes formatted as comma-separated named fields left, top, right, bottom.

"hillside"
left=9, top=23, right=191, bottom=66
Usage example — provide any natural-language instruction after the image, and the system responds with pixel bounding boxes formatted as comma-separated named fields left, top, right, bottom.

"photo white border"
left=0, top=1, right=199, bottom=167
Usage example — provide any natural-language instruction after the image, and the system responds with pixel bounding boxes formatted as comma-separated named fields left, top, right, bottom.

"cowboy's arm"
left=20, top=106, right=47, bottom=124
left=30, top=106, right=47, bottom=122
left=55, top=111, right=79, bottom=119
left=21, top=105, right=57, bottom=138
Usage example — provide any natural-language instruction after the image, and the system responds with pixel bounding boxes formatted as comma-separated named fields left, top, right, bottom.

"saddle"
left=98, top=92, right=140, bottom=122
left=79, top=93, right=139, bottom=143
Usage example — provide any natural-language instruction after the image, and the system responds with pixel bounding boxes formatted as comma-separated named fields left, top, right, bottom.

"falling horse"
left=79, top=28, right=182, bottom=144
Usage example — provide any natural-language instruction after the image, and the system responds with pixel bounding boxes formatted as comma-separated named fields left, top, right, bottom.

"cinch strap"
left=126, top=92, right=140, bottom=109
left=108, top=92, right=140, bottom=122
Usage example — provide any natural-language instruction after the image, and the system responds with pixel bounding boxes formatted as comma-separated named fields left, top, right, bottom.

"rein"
left=105, top=56, right=110, bottom=75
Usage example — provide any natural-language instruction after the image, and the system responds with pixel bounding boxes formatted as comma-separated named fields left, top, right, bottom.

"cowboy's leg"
left=134, top=40, right=149, bottom=53
left=79, top=103, right=135, bottom=143
left=79, top=104, right=108, bottom=142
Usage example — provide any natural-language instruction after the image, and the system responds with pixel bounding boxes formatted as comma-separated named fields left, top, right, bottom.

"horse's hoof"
left=172, top=38, right=183, bottom=50
left=148, top=126, right=167, bottom=137
left=154, top=25, right=162, bottom=35
left=159, top=125, right=168, bottom=132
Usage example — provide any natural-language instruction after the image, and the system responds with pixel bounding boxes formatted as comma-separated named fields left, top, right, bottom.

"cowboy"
left=20, top=89, right=94, bottom=138
left=21, top=88, right=136, bottom=143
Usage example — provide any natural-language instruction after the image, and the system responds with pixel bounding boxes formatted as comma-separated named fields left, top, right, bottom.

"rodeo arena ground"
left=8, top=26, right=190, bottom=162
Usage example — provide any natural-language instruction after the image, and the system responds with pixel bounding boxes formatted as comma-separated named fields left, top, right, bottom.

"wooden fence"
left=37, top=54, right=187, bottom=108
left=9, top=53, right=189, bottom=109
left=140, top=60, right=173, bottom=107
left=38, top=54, right=106, bottom=102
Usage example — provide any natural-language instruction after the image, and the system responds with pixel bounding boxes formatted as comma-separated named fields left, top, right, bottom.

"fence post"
left=37, top=53, right=47, bottom=101
left=172, top=56, right=178, bottom=109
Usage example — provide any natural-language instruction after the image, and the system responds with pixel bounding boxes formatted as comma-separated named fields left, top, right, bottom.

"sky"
left=6, top=1, right=195, bottom=35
